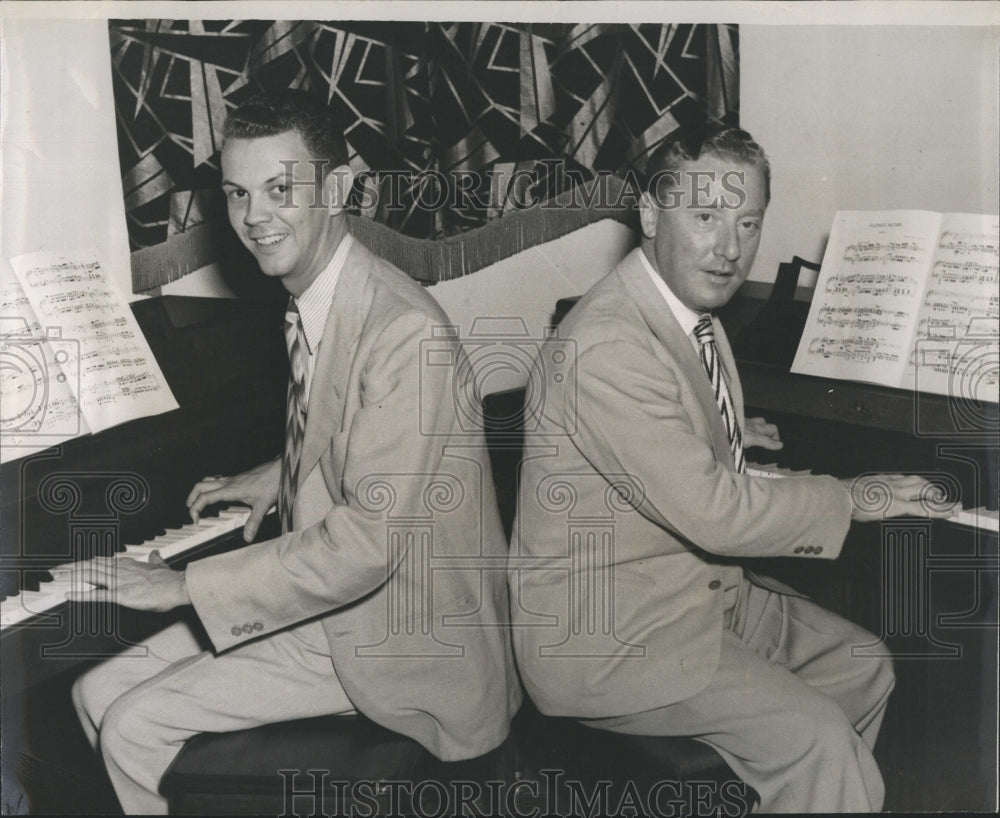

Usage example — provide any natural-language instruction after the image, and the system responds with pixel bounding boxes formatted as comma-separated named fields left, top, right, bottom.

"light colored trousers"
left=587, top=579, right=895, bottom=813
left=72, top=618, right=355, bottom=814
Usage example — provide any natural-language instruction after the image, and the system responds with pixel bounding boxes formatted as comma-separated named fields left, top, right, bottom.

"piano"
left=1, top=295, right=289, bottom=696
left=719, top=272, right=999, bottom=813
left=2, top=275, right=996, bottom=813
left=550, top=268, right=998, bottom=811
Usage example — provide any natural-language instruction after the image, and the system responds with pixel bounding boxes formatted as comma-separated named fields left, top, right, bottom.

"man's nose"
left=243, top=195, right=272, bottom=226
left=714, top=222, right=740, bottom=262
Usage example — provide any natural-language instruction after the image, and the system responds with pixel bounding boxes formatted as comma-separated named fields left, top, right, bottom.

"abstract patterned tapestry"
left=109, top=20, right=739, bottom=290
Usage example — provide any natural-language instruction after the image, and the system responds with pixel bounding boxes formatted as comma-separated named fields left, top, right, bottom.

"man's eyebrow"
left=220, top=174, right=285, bottom=188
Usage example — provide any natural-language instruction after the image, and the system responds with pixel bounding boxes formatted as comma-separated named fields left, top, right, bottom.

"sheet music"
left=7, top=249, right=179, bottom=441
left=0, top=277, right=93, bottom=462
left=900, top=213, right=1000, bottom=401
left=792, top=210, right=943, bottom=385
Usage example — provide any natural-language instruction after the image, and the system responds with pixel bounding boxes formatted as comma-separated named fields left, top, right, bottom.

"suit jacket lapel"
left=618, top=252, right=736, bottom=470
left=297, top=238, right=371, bottom=485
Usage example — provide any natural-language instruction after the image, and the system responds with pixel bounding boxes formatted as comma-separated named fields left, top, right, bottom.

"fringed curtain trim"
left=347, top=177, right=639, bottom=285
left=130, top=223, right=219, bottom=293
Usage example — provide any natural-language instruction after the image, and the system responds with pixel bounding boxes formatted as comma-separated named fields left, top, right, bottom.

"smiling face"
left=640, top=155, right=767, bottom=313
left=221, top=129, right=350, bottom=296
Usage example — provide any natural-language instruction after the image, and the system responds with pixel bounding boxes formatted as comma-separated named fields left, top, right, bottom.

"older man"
left=510, top=124, right=955, bottom=813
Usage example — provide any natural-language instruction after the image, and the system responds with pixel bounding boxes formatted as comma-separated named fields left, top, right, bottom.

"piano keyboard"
left=747, top=464, right=1000, bottom=533
left=0, top=507, right=253, bottom=631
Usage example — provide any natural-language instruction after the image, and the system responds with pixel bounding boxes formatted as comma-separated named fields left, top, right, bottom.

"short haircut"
left=644, top=122, right=770, bottom=205
left=223, top=91, right=349, bottom=169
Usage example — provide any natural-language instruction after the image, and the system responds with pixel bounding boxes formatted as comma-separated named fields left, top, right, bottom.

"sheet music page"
left=0, top=277, right=93, bottom=463
left=791, top=210, right=943, bottom=386
left=900, top=213, right=1000, bottom=401
left=8, top=249, right=179, bottom=435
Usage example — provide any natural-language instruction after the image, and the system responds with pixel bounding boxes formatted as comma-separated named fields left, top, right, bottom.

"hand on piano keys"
left=747, top=464, right=999, bottom=533
left=186, top=458, right=282, bottom=543
left=839, top=473, right=961, bottom=523
left=50, top=550, right=191, bottom=612
left=0, top=508, right=254, bottom=631
left=744, top=416, right=784, bottom=451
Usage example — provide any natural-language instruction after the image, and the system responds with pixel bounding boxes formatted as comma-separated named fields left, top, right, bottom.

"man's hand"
left=186, top=458, right=281, bottom=542
left=744, top=416, right=783, bottom=450
left=841, top=473, right=960, bottom=522
left=50, top=553, right=190, bottom=611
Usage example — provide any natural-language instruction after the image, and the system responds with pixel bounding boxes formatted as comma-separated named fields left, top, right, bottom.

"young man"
left=509, top=125, right=956, bottom=813
left=61, top=92, right=520, bottom=814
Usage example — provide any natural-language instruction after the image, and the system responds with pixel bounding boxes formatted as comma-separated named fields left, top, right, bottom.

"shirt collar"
left=294, top=233, right=353, bottom=355
left=636, top=247, right=702, bottom=339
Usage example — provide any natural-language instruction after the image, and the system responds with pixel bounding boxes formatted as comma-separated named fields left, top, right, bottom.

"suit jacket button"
left=253, top=621, right=264, bottom=632
left=242, top=623, right=253, bottom=634
left=804, top=546, right=814, bottom=554
left=794, top=546, right=804, bottom=554
left=231, top=626, right=242, bottom=636
left=708, top=579, right=721, bottom=590
left=814, top=546, right=823, bottom=554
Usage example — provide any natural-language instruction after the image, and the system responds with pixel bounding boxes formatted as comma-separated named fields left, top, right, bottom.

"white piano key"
left=42, top=579, right=98, bottom=597
left=11, top=589, right=66, bottom=617
left=952, top=506, right=1000, bottom=533
left=747, top=466, right=782, bottom=479
left=122, top=544, right=158, bottom=555
left=1, top=506, right=266, bottom=631
left=1, top=603, right=35, bottom=629
left=147, top=532, right=191, bottom=543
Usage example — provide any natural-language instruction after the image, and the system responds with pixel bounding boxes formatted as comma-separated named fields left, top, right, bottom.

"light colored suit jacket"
left=186, top=239, right=521, bottom=760
left=510, top=248, right=852, bottom=719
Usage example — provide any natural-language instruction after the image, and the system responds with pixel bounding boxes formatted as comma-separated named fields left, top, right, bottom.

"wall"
left=741, top=25, right=999, bottom=286
left=429, top=220, right=636, bottom=394
left=1, top=18, right=133, bottom=298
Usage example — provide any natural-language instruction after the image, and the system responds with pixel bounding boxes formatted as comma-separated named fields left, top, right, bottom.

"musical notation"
left=815, top=304, right=910, bottom=332
left=3, top=249, right=179, bottom=463
left=824, top=272, right=918, bottom=299
left=806, top=335, right=903, bottom=365
left=843, top=240, right=921, bottom=265
left=901, top=213, right=1000, bottom=399
left=932, top=259, right=999, bottom=286
left=938, top=230, right=1000, bottom=257
left=0, top=279, right=92, bottom=460
left=793, top=210, right=999, bottom=400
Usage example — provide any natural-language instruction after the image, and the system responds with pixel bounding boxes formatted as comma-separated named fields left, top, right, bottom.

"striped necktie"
left=278, top=299, right=308, bottom=532
left=693, top=314, right=745, bottom=473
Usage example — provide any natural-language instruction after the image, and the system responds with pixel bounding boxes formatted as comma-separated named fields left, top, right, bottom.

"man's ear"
left=639, top=191, right=658, bottom=240
left=324, top=164, right=355, bottom=213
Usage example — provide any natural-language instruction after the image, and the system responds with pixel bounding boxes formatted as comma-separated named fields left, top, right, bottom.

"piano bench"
left=513, top=702, right=757, bottom=815
left=161, top=713, right=515, bottom=816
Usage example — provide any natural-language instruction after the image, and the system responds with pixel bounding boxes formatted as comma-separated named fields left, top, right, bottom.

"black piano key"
left=18, top=570, right=50, bottom=594
left=1, top=571, right=20, bottom=602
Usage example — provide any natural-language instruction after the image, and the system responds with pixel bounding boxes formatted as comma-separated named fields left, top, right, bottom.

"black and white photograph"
left=1, top=2, right=997, bottom=814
